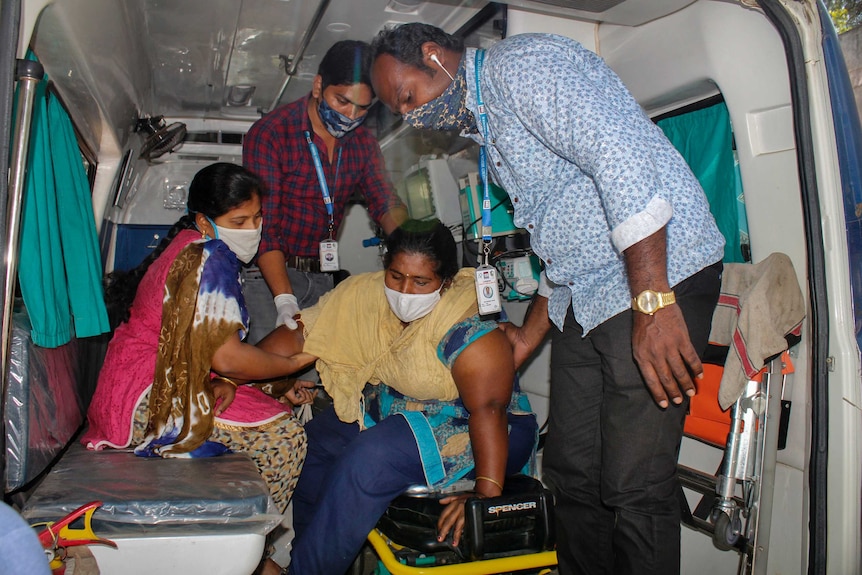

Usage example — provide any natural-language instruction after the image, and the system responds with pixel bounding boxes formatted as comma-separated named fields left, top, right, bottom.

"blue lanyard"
left=474, top=50, right=493, bottom=245
left=304, top=130, right=342, bottom=237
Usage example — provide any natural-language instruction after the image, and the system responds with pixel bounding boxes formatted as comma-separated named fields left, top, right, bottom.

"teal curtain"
left=16, top=54, right=109, bottom=347
left=658, top=101, right=747, bottom=263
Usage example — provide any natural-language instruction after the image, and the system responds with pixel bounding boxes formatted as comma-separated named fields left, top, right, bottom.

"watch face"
left=637, top=290, right=659, bottom=313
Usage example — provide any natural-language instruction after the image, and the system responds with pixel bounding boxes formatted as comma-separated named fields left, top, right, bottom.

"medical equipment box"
left=458, top=173, right=522, bottom=240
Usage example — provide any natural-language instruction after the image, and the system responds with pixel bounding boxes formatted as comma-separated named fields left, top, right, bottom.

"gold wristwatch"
left=631, top=289, right=676, bottom=315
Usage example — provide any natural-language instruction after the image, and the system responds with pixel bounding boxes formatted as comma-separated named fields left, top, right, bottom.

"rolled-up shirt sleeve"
left=610, top=195, right=673, bottom=253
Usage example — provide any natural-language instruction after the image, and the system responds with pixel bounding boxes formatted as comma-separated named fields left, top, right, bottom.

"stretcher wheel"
left=712, top=511, right=742, bottom=551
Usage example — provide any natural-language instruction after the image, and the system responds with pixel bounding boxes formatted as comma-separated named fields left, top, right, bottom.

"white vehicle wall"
left=1, top=1, right=860, bottom=574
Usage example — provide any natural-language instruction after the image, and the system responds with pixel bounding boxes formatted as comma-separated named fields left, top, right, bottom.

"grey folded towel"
left=708, top=252, right=805, bottom=408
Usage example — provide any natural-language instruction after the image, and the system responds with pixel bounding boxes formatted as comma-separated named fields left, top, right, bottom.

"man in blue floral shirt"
left=371, top=24, right=725, bottom=575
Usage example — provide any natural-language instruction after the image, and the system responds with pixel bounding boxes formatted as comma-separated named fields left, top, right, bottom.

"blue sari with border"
left=362, top=314, right=535, bottom=488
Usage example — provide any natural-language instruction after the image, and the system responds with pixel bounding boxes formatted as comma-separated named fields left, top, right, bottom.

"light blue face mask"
left=318, top=96, right=366, bottom=138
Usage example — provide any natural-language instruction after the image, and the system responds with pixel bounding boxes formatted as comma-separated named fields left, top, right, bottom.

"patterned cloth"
left=460, top=36, right=725, bottom=333
left=83, top=231, right=292, bottom=451
left=242, top=95, right=403, bottom=258
left=83, top=230, right=204, bottom=450
left=365, top=315, right=534, bottom=487
left=135, top=239, right=248, bottom=457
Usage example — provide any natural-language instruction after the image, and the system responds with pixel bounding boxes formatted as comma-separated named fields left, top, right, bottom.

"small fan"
left=136, top=116, right=187, bottom=160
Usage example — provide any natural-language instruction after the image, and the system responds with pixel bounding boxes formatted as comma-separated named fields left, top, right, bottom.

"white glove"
left=274, top=293, right=300, bottom=330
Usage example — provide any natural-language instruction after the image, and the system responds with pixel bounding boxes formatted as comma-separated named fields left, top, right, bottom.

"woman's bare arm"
left=437, top=328, right=515, bottom=544
left=210, top=325, right=317, bottom=381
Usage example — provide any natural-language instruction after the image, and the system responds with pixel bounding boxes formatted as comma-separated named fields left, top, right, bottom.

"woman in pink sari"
left=82, top=163, right=315, bottom=519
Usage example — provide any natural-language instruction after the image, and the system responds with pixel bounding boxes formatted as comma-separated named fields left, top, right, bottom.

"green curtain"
left=16, top=54, right=109, bottom=347
left=658, top=101, right=747, bottom=263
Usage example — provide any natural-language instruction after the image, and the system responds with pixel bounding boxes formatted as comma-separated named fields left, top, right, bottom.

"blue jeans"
left=0, top=502, right=50, bottom=575
left=289, top=407, right=538, bottom=575
left=543, top=262, right=722, bottom=575
left=241, top=266, right=334, bottom=345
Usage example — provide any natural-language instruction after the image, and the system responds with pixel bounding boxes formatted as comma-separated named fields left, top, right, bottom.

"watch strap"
left=632, top=289, right=676, bottom=315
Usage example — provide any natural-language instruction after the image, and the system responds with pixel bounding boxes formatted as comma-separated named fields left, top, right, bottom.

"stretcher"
left=678, top=252, right=804, bottom=573
left=363, top=474, right=557, bottom=574
left=679, top=347, right=796, bottom=569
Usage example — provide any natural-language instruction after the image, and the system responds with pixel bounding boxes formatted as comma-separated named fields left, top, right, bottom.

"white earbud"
left=430, top=54, right=455, bottom=82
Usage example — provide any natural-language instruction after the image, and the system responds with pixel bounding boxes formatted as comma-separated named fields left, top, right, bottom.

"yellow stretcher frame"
left=366, top=528, right=558, bottom=575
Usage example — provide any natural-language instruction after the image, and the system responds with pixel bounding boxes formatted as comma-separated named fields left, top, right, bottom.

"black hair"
left=383, top=219, right=458, bottom=282
left=104, top=162, right=263, bottom=327
left=370, top=23, right=465, bottom=75
left=318, top=40, right=372, bottom=90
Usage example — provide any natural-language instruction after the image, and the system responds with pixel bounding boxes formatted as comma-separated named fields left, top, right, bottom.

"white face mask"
left=205, top=217, right=262, bottom=264
left=384, top=282, right=443, bottom=323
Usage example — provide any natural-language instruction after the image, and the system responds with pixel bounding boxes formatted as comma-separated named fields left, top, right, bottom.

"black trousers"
left=543, top=262, right=722, bottom=575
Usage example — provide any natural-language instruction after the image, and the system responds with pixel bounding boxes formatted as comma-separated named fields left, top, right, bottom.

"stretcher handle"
left=37, top=501, right=117, bottom=549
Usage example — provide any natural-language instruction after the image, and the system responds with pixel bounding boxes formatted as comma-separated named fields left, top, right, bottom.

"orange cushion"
left=684, top=363, right=731, bottom=447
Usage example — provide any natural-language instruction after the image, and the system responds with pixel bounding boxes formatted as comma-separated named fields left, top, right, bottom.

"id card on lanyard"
left=305, top=130, right=341, bottom=272
left=473, top=50, right=502, bottom=315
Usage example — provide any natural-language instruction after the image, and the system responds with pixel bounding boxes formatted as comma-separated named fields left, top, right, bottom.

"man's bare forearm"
left=257, top=250, right=292, bottom=296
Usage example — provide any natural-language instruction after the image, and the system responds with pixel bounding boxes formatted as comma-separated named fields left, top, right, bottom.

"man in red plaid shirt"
left=243, top=40, right=406, bottom=345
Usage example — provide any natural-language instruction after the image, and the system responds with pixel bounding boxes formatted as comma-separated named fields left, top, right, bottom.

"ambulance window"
left=112, top=150, right=134, bottom=208
left=655, top=96, right=750, bottom=263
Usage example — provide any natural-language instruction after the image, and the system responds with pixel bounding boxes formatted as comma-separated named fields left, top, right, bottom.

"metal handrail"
left=267, top=0, right=331, bottom=113
left=2, top=59, right=44, bottom=419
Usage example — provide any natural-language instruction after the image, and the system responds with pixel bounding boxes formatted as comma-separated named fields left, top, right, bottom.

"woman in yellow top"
left=284, top=219, right=537, bottom=575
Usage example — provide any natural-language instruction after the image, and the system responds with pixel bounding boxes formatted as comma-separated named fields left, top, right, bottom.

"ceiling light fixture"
left=326, top=22, right=351, bottom=33
left=226, top=84, right=256, bottom=107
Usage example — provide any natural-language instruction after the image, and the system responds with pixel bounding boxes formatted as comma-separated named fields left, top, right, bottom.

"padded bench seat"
left=22, top=443, right=280, bottom=536
left=22, top=444, right=280, bottom=574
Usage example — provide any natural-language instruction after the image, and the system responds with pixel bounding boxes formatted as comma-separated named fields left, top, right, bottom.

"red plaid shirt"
left=243, top=95, right=403, bottom=258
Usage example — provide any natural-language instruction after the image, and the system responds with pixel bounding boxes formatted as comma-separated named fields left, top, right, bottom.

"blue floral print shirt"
left=462, top=35, right=725, bottom=333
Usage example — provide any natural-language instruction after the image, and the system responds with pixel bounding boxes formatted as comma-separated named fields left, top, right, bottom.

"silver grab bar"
left=2, top=59, right=44, bottom=399
left=267, top=0, right=331, bottom=113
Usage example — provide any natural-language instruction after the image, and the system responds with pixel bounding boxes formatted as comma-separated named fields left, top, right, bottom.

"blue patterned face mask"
left=401, top=57, right=476, bottom=133
left=318, top=96, right=366, bottom=138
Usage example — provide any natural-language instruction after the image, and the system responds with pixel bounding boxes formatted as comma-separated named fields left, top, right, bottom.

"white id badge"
left=319, top=240, right=340, bottom=272
left=475, top=265, right=502, bottom=315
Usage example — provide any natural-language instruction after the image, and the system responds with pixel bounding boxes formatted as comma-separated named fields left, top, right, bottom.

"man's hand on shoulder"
left=497, top=322, right=534, bottom=371
left=274, top=293, right=300, bottom=330
left=497, top=294, right=552, bottom=370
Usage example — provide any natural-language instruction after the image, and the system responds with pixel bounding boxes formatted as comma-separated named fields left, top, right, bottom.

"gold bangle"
left=212, top=376, right=238, bottom=388
left=475, top=476, right=503, bottom=490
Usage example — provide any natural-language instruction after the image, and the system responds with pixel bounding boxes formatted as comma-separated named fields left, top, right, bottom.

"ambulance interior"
left=3, top=0, right=861, bottom=574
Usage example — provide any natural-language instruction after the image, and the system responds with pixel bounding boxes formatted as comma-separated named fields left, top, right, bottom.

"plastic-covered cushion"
left=21, top=444, right=281, bottom=536
left=4, top=307, right=84, bottom=492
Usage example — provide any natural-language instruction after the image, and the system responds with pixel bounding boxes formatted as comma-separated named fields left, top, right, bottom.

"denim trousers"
left=289, top=406, right=538, bottom=575
left=241, top=265, right=334, bottom=345
left=542, top=262, right=722, bottom=575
